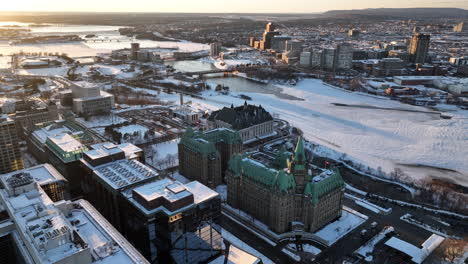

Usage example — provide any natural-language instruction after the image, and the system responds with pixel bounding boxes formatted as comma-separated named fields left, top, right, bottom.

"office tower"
left=0, top=115, right=23, bottom=174
left=453, top=21, right=466, bottom=32
left=131, top=42, right=140, bottom=60
left=409, top=33, right=430, bottom=64
left=210, top=42, right=222, bottom=58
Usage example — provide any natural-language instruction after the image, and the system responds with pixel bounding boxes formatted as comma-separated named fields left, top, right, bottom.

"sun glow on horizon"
left=0, top=0, right=467, bottom=13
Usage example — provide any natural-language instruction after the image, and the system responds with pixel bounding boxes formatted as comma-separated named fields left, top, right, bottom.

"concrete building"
left=0, top=115, right=23, bottom=174
left=271, top=35, right=291, bottom=52
left=409, top=33, right=430, bottom=64
left=300, top=51, right=312, bottom=67
left=9, top=101, right=59, bottom=137
left=334, top=43, right=353, bottom=70
left=348, top=29, right=360, bottom=38
left=131, top=42, right=140, bottom=60
left=226, top=138, right=344, bottom=234
left=79, top=144, right=222, bottom=263
left=70, top=83, right=114, bottom=117
left=373, top=58, right=405, bottom=77
left=207, top=102, right=274, bottom=143
left=449, top=56, right=468, bottom=66
left=210, top=42, right=222, bottom=58
left=0, top=164, right=69, bottom=202
left=28, top=120, right=96, bottom=196
left=178, top=127, right=243, bottom=188
left=453, top=21, right=466, bottom=32
left=0, top=169, right=149, bottom=264
left=260, top=23, right=280, bottom=50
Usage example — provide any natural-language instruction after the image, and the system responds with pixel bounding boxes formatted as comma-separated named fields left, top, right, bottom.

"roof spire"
left=294, top=136, right=305, bottom=163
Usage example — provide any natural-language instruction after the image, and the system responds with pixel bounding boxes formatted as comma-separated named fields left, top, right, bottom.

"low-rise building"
left=207, top=102, right=274, bottom=143
left=70, top=83, right=114, bottom=117
left=178, top=127, right=243, bottom=188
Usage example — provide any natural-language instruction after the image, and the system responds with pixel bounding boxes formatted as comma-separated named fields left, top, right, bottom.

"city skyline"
left=0, top=0, right=467, bottom=13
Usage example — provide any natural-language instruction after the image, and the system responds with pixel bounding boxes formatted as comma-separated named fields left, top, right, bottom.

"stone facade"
left=207, top=102, right=274, bottom=142
left=226, top=138, right=344, bottom=234
left=178, top=128, right=243, bottom=188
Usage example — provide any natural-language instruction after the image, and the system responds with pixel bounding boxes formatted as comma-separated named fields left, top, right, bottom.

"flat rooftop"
left=0, top=164, right=66, bottom=187
left=0, top=178, right=149, bottom=264
left=91, top=159, right=159, bottom=190
left=123, top=179, right=219, bottom=217
left=48, top=133, right=86, bottom=153
left=87, top=142, right=142, bottom=160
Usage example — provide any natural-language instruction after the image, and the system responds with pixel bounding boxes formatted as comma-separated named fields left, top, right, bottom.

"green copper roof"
left=294, top=137, right=306, bottom=163
left=180, top=128, right=219, bottom=157
left=270, top=146, right=291, bottom=170
left=203, top=128, right=242, bottom=144
left=228, top=155, right=296, bottom=193
left=179, top=127, right=241, bottom=157
left=304, top=168, right=344, bottom=204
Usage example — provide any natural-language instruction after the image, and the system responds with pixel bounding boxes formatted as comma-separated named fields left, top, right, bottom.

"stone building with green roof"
left=226, top=137, right=344, bottom=234
left=207, top=102, right=274, bottom=142
left=178, top=127, right=243, bottom=188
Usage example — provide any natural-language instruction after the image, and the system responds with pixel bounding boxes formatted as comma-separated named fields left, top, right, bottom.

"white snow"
left=314, top=207, right=368, bottom=246
left=117, top=124, right=149, bottom=136
left=209, top=245, right=261, bottom=264
left=221, top=228, right=274, bottom=264
left=384, top=234, right=445, bottom=264
left=355, top=226, right=394, bottom=258
left=179, top=78, right=468, bottom=187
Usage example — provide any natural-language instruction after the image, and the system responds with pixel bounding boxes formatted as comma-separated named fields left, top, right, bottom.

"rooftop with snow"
left=0, top=173, right=149, bottom=264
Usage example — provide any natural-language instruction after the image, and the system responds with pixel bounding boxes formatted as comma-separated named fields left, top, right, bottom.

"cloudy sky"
left=1, top=0, right=467, bottom=13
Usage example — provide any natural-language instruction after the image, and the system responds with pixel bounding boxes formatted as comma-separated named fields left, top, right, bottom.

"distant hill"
left=322, top=8, right=468, bottom=19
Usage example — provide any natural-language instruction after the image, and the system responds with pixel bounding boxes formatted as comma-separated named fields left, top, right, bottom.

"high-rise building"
left=453, top=21, right=466, bottom=32
left=0, top=115, right=23, bottom=174
left=334, top=43, right=353, bottom=70
left=259, top=22, right=280, bottom=50
left=210, top=42, right=222, bottom=58
left=409, top=33, right=430, bottom=64
left=131, top=42, right=140, bottom=60
left=79, top=142, right=222, bottom=263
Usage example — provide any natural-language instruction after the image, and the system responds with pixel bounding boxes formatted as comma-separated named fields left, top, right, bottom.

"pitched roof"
left=304, top=169, right=344, bottom=204
left=208, top=103, right=273, bottom=130
left=228, top=155, right=295, bottom=193
left=179, top=128, right=241, bottom=157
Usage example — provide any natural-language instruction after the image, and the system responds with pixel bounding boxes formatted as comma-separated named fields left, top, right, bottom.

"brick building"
left=226, top=137, right=344, bottom=234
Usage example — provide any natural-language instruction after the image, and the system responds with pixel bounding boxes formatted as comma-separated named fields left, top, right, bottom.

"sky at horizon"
left=0, top=0, right=467, bottom=13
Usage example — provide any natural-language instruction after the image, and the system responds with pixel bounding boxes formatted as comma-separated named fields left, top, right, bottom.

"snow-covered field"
left=183, top=78, right=468, bottom=187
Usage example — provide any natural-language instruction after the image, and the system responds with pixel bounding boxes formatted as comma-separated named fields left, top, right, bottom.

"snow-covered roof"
left=0, top=164, right=66, bottom=187
left=123, top=179, right=218, bottom=217
left=209, top=245, right=261, bottom=264
left=0, top=178, right=149, bottom=264
left=384, top=234, right=445, bottom=264
left=48, top=133, right=85, bottom=152
left=185, top=181, right=219, bottom=204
